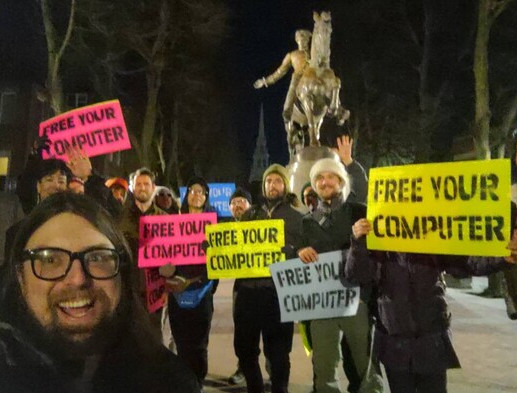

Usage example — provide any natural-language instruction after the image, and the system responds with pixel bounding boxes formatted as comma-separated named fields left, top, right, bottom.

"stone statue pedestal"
left=287, top=145, right=341, bottom=200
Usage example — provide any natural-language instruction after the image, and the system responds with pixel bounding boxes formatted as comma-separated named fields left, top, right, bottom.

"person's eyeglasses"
left=21, top=247, right=122, bottom=281
left=230, top=198, right=249, bottom=206
left=189, top=188, right=205, bottom=196
left=158, top=192, right=173, bottom=198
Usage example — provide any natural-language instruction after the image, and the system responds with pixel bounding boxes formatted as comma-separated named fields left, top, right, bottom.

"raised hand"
left=65, top=145, right=92, bottom=181
left=332, top=135, right=353, bottom=165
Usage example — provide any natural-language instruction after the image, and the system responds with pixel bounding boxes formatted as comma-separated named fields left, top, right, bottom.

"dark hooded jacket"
left=345, top=237, right=508, bottom=373
left=0, top=320, right=199, bottom=393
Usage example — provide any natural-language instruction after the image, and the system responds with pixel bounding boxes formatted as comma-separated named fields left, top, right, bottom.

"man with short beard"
left=118, top=168, right=167, bottom=324
left=234, top=165, right=303, bottom=393
left=229, top=187, right=252, bottom=222
left=0, top=192, right=199, bottom=393
left=297, top=138, right=383, bottom=393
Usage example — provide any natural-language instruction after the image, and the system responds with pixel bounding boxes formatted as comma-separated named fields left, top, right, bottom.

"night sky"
left=2, top=1, right=517, bottom=179
left=0, top=0, right=325, bottom=172
left=221, top=0, right=322, bottom=168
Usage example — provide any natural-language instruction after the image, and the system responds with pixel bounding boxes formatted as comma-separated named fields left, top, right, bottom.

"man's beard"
left=232, top=208, right=244, bottom=219
left=17, top=289, right=129, bottom=362
left=318, top=186, right=340, bottom=201
left=135, top=191, right=151, bottom=203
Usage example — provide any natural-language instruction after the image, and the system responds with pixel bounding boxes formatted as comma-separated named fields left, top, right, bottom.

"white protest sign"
left=269, top=251, right=360, bottom=323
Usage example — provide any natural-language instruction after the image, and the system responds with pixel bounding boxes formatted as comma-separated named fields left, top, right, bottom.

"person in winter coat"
left=234, top=164, right=303, bottom=393
left=0, top=192, right=199, bottom=393
left=346, top=218, right=517, bottom=393
left=164, top=176, right=218, bottom=388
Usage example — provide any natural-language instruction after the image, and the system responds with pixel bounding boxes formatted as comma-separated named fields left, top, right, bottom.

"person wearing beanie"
left=6, top=146, right=115, bottom=266
left=154, top=185, right=180, bottom=214
left=234, top=164, right=303, bottom=393
left=309, top=158, right=348, bottom=192
left=166, top=176, right=217, bottom=388
left=300, top=182, right=318, bottom=213
left=298, top=135, right=383, bottom=393
left=229, top=187, right=252, bottom=222
left=227, top=185, right=273, bottom=386
left=105, top=177, right=129, bottom=205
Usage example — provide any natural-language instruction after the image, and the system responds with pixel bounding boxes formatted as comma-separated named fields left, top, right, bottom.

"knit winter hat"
left=186, top=176, right=209, bottom=195
left=36, top=158, right=69, bottom=181
left=310, top=158, right=348, bottom=190
left=105, top=177, right=128, bottom=190
left=155, top=186, right=175, bottom=198
left=229, top=187, right=252, bottom=205
left=262, top=164, right=290, bottom=195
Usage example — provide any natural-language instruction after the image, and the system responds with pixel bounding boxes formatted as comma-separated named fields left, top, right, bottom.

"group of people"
left=1, top=133, right=517, bottom=393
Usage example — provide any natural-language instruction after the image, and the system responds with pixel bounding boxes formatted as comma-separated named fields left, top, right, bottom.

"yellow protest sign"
left=367, top=159, right=511, bottom=257
left=205, top=220, right=285, bottom=279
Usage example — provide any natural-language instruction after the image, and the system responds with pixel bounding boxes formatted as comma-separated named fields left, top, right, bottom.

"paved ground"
left=203, top=277, right=517, bottom=393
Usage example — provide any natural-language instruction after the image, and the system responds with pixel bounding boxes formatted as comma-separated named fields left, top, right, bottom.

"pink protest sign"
left=39, top=100, right=131, bottom=161
left=145, top=268, right=166, bottom=313
left=138, top=212, right=217, bottom=268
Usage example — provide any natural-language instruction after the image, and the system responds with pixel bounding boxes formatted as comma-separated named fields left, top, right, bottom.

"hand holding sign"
left=298, top=247, right=319, bottom=263
left=352, top=218, right=371, bottom=239
left=32, top=134, right=51, bottom=157
left=505, top=229, right=517, bottom=264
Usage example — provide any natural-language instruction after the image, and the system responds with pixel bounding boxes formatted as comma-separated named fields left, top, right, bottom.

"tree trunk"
left=140, top=68, right=162, bottom=167
left=167, top=102, right=182, bottom=188
left=41, top=0, right=76, bottom=115
left=473, top=0, right=491, bottom=159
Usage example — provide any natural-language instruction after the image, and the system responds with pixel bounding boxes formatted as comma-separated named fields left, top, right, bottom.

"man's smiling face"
left=18, top=212, right=121, bottom=342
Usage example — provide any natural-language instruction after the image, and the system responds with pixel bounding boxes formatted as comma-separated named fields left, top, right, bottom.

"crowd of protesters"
left=1, top=132, right=517, bottom=393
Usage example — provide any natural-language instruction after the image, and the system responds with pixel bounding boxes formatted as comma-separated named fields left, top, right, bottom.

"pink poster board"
left=39, top=100, right=131, bottom=160
left=138, top=212, right=217, bottom=268
left=145, top=268, right=166, bottom=313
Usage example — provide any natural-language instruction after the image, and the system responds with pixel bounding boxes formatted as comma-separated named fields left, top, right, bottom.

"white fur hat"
left=310, top=158, right=348, bottom=190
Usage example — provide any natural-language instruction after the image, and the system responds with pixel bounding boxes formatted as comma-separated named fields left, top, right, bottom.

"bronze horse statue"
left=288, top=11, right=349, bottom=156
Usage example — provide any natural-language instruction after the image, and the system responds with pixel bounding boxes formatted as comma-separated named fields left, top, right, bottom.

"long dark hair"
left=0, top=192, right=162, bottom=357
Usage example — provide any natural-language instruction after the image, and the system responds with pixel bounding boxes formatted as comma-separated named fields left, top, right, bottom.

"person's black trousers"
left=234, top=284, right=293, bottom=393
left=385, top=368, right=447, bottom=393
left=168, top=292, right=214, bottom=385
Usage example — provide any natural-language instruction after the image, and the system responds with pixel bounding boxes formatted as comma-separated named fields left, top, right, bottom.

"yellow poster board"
left=366, top=159, right=511, bottom=257
left=205, top=219, right=285, bottom=279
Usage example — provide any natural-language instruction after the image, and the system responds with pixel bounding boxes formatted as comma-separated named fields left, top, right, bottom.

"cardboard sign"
left=138, top=212, right=217, bottom=268
left=39, top=100, right=131, bottom=160
left=205, top=219, right=285, bottom=279
left=270, top=251, right=360, bottom=323
left=367, top=159, right=511, bottom=256
left=145, top=268, right=166, bottom=313
left=180, top=183, right=235, bottom=217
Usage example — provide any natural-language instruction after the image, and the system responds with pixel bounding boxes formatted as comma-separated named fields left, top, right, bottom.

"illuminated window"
left=0, top=157, right=9, bottom=176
